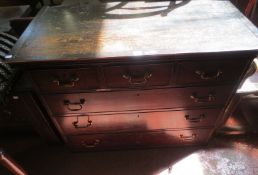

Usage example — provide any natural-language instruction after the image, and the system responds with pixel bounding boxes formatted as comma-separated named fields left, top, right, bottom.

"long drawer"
left=43, top=86, right=233, bottom=116
left=67, top=128, right=212, bottom=150
left=53, top=108, right=220, bottom=135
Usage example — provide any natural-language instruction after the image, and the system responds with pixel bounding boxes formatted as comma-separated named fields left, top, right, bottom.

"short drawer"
left=30, top=68, right=99, bottom=92
left=104, top=63, right=172, bottom=88
left=54, top=108, right=220, bottom=135
left=67, top=128, right=212, bottom=150
left=43, top=85, right=233, bottom=116
left=177, top=60, right=246, bottom=85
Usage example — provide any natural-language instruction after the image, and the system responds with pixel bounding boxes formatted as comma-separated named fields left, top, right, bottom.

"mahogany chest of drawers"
left=8, top=0, right=258, bottom=150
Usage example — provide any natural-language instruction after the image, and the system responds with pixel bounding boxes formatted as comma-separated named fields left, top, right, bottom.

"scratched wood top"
left=10, top=0, right=258, bottom=63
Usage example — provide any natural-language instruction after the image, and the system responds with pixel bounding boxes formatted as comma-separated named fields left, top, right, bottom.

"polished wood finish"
left=9, top=0, right=258, bottom=62
left=7, top=0, right=258, bottom=150
left=31, top=68, right=100, bottom=92
left=54, top=108, right=220, bottom=135
left=104, top=63, right=172, bottom=88
left=176, top=59, right=247, bottom=85
left=43, top=86, right=232, bottom=116
left=67, top=128, right=212, bottom=150
left=20, top=93, right=60, bottom=143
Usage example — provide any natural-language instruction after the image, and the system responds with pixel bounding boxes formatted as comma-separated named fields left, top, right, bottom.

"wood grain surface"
left=10, top=0, right=258, bottom=63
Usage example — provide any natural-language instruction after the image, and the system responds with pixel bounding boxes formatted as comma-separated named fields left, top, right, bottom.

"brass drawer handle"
left=190, top=92, right=216, bottom=103
left=122, top=71, right=152, bottom=86
left=63, top=99, right=85, bottom=111
left=81, top=139, right=100, bottom=148
left=180, top=134, right=197, bottom=141
left=195, top=69, right=223, bottom=80
left=185, top=114, right=205, bottom=123
left=72, top=115, right=92, bottom=128
left=52, top=75, right=79, bottom=88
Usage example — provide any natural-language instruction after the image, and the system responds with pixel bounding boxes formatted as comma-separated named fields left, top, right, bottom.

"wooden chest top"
left=10, top=0, right=258, bottom=63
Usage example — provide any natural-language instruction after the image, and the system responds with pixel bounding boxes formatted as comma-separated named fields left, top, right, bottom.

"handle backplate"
left=180, top=134, right=197, bottom=141
left=72, top=115, right=92, bottom=128
left=53, top=74, right=79, bottom=88
left=63, top=98, right=85, bottom=111
left=195, top=69, right=223, bottom=80
left=190, top=92, right=216, bottom=103
left=185, top=114, right=206, bottom=123
left=122, top=70, right=152, bottom=86
left=81, top=139, right=100, bottom=148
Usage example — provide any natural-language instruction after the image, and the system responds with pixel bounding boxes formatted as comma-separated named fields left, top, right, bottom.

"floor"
left=1, top=134, right=258, bottom=175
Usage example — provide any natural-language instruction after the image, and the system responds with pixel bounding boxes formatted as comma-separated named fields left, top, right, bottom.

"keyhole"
left=87, top=116, right=92, bottom=127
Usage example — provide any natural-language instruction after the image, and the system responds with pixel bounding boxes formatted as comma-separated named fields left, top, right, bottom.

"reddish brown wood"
left=104, top=63, right=172, bottom=88
left=21, top=93, right=61, bottom=143
left=53, top=108, right=220, bottom=135
left=67, top=128, right=212, bottom=150
left=5, top=0, right=258, bottom=150
left=177, top=60, right=246, bottom=85
left=30, top=68, right=100, bottom=92
left=43, top=86, right=232, bottom=116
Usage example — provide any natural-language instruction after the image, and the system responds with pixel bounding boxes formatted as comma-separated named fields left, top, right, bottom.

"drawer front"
left=30, top=68, right=99, bottom=92
left=67, top=129, right=212, bottom=150
left=43, top=86, right=233, bottom=116
left=177, top=60, right=245, bottom=85
left=104, top=63, right=172, bottom=88
left=54, top=108, right=220, bottom=135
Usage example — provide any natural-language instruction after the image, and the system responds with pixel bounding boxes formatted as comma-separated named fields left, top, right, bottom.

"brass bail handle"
left=53, top=74, right=79, bottom=87
left=185, top=114, right=206, bottom=123
left=63, top=98, right=85, bottom=111
left=123, top=71, right=152, bottom=85
left=180, top=134, right=197, bottom=141
left=195, top=69, right=223, bottom=80
left=81, top=139, right=100, bottom=148
left=73, top=115, right=93, bottom=128
left=190, top=92, right=216, bottom=103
